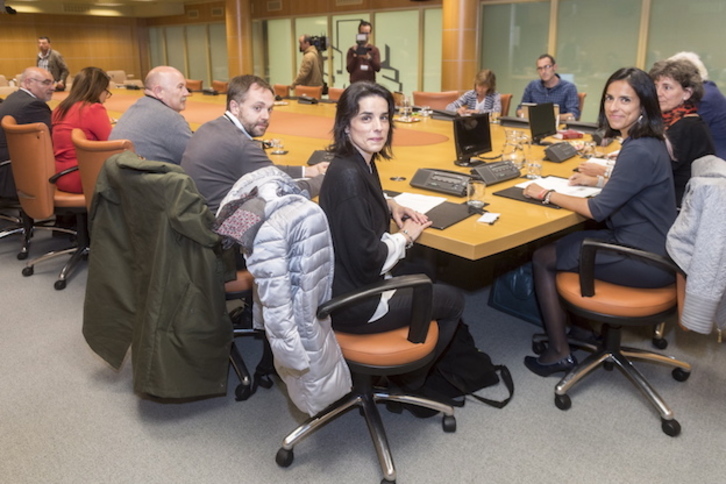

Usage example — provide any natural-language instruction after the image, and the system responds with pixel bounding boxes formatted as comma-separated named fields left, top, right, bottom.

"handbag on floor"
left=421, top=322, right=514, bottom=408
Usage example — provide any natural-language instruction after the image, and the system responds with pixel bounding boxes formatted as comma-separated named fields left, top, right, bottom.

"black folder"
left=492, top=186, right=561, bottom=209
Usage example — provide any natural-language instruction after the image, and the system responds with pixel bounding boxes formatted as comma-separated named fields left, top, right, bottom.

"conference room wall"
left=0, top=13, right=145, bottom=85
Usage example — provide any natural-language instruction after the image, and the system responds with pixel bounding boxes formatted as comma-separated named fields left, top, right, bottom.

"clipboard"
left=493, top=186, right=561, bottom=209
left=383, top=190, right=482, bottom=229
left=425, top=201, right=484, bottom=229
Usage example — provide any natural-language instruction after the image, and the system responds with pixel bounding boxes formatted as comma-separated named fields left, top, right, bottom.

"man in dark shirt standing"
left=346, top=21, right=381, bottom=84
left=0, top=67, right=55, bottom=199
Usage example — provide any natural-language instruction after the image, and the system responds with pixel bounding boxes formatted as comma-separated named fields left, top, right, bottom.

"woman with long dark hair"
left=52, top=66, right=112, bottom=193
left=522, top=68, right=677, bottom=376
left=319, top=81, right=463, bottom=391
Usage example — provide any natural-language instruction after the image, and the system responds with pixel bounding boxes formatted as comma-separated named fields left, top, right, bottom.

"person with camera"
left=346, top=21, right=381, bottom=84
left=291, top=35, right=324, bottom=89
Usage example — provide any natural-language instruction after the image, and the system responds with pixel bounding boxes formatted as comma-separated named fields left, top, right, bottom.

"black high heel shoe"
left=524, top=354, right=577, bottom=377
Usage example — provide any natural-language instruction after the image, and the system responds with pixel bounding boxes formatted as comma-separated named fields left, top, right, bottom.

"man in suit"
left=36, top=37, right=69, bottom=91
left=181, top=74, right=327, bottom=214
left=0, top=67, right=55, bottom=199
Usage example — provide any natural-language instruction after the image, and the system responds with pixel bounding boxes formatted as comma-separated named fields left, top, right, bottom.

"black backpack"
left=421, top=322, right=514, bottom=408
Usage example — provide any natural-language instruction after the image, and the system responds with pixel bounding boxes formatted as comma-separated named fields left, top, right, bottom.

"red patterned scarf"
left=662, top=101, right=698, bottom=129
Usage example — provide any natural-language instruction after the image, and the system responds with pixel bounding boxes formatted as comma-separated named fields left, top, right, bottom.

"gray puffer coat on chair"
left=215, top=167, right=351, bottom=416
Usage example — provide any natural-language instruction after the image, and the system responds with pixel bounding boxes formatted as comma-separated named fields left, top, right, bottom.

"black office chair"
left=532, top=239, right=691, bottom=436
left=276, top=275, right=455, bottom=483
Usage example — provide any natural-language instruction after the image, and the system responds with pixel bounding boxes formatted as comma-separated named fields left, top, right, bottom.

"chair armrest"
left=49, top=165, right=79, bottom=184
left=317, top=274, right=433, bottom=344
left=578, top=238, right=680, bottom=297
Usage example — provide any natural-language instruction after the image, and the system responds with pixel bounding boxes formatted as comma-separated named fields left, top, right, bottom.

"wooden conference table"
left=91, top=89, right=613, bottom=261
left=258, top=100, right=613, bottom=261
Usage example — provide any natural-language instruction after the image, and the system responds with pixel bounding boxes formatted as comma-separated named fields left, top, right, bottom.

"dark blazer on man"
left=0, top=89, right=52, bottom=198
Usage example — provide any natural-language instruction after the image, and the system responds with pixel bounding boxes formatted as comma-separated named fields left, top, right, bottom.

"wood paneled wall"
left=0, top=13, right=147, bottom=83
left=249, top=0, right=442, bottom=18
left=146, top=2, right=227, bottom=26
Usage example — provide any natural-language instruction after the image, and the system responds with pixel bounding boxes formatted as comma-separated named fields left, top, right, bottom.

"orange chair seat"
left=335, top=321, right=438, bottom=367
left=557, top=272, right=677, bottom=318
left=53, top=190, right=85, bottom=208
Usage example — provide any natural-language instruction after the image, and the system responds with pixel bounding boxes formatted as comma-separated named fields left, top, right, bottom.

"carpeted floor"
left=2, top=224, right=725, bottom=484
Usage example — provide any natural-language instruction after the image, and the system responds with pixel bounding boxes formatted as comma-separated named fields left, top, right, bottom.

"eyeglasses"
left=105, top=89, right=113, bottom=98
left=29, top=78, right=55, bottom=86
left=536, top=64, right=554, bottom=71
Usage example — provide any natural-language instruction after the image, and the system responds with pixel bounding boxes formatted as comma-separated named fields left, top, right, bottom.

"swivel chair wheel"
left=532, top=341, right=547, bottom=355
left=661, top=418, right=681, bottom=437
left=276, top=447, right=294, bottom=467
left=235, top=382, right=252, bottom=401
left=603, top=361, right=614, bottom=371
left=54, top=279, right=67, bottom=290
left=442, top=415, right=456, bottom=433
left=555, top=393, right=571, bottom=410
left=652, top=337, right=668, bottom=350
left=672, top=367, right=690, bottom=382
left=17, top=251, right=28, bottom=260
left=22, top=266, right=34, bottom=277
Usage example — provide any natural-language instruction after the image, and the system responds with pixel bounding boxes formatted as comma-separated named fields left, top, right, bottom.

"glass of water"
left=467, top=179, right=487, bottom=210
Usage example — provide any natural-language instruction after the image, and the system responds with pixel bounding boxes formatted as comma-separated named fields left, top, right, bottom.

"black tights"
left=532, top=244, right=570, bottom=363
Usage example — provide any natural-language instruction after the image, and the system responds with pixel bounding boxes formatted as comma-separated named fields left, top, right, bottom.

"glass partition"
left=556, top=0, right=641, bottom=121
left=165, top=26, right=186, bottom=74
left=647, top=0, right=726, bottom=85
left=266, top=19, right=293, bottom=86
left=209, top=23, right=228, bottom=82
left=375, top=10, right=420, bottom=96
left=422, top=8, right=442, bottom=92
left=187, top=25, right=208, bottom=84
left=481, top=2, right=550, bottom=116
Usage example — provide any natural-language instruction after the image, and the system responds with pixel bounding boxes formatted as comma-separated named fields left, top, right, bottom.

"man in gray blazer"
left=36, top=37, right=69, bottom=91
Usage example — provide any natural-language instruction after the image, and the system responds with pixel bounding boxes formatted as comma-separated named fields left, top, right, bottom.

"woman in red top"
left=52, top=66, right=112, bottom=193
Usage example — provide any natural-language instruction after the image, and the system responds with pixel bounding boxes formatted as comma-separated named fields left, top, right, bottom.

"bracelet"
left=596, top=175, right=605, bottom=188
left=542, top=189, right=555, bottom=205
left=401, top=229, right=414, bottom=249
left=537, top=188, right=550, bottom=200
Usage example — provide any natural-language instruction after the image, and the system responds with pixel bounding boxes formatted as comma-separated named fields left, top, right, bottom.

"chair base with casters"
left=21, top=208, right=88, bottom=290
left=532, top=239, right=691, bottom=436
left=224, top=269, right=274, bottom=401
left=275, top=275, right=456, bottom=484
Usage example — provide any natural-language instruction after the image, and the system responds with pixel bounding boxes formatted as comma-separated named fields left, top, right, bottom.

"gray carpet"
left=1, top=225, right=725, bottom=483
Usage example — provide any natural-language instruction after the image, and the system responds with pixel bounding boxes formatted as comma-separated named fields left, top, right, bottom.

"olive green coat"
left=82, top=152, right=232, bottom=399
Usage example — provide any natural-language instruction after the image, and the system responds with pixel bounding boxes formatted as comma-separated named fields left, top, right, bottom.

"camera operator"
left=291, top=35, right=324, bottom=89
left=346, top=21, right=381, bottom=84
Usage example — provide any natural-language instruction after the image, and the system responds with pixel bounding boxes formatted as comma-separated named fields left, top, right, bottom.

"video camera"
left=309, top=35, right=327, bottom=52
left=355, top=33, right=370, bottom=56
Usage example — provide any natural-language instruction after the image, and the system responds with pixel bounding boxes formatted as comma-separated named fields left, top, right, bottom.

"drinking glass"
left=400, top=96, right=413, bottom=121
left=270, top=139, right=286, bottom=155
left=526, top=161, right=542, bottom=179
left=466, top=179, right=487, bottom=209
